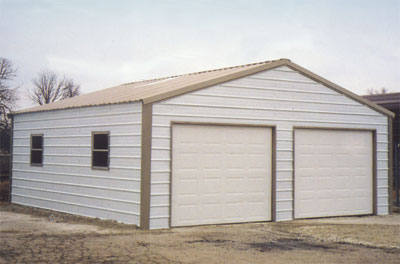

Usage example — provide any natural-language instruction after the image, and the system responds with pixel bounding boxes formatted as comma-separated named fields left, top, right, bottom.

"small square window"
left=30, top=135, right=43, bottom=166
left=92, top=132, right=109, bottom=169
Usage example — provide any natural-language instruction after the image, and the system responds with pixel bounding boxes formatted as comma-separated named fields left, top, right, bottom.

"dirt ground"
left=0, top=203, right=399, bottom=264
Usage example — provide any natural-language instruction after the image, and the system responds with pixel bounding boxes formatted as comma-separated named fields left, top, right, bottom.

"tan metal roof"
left=14, top=58, right=394, bottom=118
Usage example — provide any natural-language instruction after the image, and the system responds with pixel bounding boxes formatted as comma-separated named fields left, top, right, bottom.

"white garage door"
left=294, top=129, right=373, bottom=219
left=171, top=124, right=272, bottom=227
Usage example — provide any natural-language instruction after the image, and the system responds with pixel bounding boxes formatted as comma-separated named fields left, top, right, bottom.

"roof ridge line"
left=122, top=59, right=286, bottom=86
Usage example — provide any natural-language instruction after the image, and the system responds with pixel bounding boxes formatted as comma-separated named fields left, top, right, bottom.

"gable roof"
left=14, top=58, right=394, bottom=118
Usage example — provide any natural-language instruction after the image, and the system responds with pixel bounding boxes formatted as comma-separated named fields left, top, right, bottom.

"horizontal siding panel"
left=13, top=162, right=140, bottom=172
left=12, top=195, right=139, bottom=224
left=377, top=170, right=389, bottom=178
left=153, top=111, right=386, bottom=127
left=151, top=159, right=169, bottom=170
left=377, top=206, right=389, bottom=215
left=151, top=183, right=169, bottom=194
left=15, top=103, right=140, bottom=122
left=277, top=181, right=293, bottom=190
left=151, top=172, right=170, bottom=183
left=276, top=151, right=293, bottom=160
left=377, top=160, right=388, bottom=168
left=276, top=191, right=293, bottom=201
left=276, top=201, right=293, bottom=211
left=151, top=150, right=170, bottom=160
left=169, top=93, right=378, bottom=115
left=14, top=135, right=141, bottom=146
left=151, top=195, right=170, bottom=206
left=13, top=123, right=140, bottom=132
left=13, top=126, right=141, bottom=137
left=250, top=68, right=314, bottom=81
left=276, top=141, right=293, bottom=150
left=376, top=134, right=389, bottom=142
left=13, top=178, right=140, bottom=202
left=14, top=110, right=141, bottom=125
left=377, top=188, right=388, bottom=197
left=152, top=138, right=170, bottom=149
left=33, top=167, right=137, bottom=179
left=276, top=171, right=293, bottom=181
left=13, top=168, right=140, bottom=181
left=47, top=146, right=140, bottom=156
left=14, top=155, right=141, bottom=168
left=377, top=178, right=389, bottom=187
left=151, top=206, right=170, bottom=218
left=276, top=211, right=293, bottom=221
left=14, top=114, right=139, bottom=130
left=13, top=186, right=140, bottom=213
left=150, top=218, right=169, bottom=229
left=13, top=170, right=140, bottom=189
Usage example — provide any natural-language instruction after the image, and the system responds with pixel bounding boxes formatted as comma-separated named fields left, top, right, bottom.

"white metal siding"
left=12, top=102, right=142, bottom=225
left=150, top=65, right=389, bottom=229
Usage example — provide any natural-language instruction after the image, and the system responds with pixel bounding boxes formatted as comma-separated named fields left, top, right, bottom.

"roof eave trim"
left=12, top=100, right=142, bottom=115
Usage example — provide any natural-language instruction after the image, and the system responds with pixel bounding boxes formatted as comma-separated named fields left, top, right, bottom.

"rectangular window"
left=92, top=132, right=110, bottom=169
left=30, top=134, right=43, bottom=165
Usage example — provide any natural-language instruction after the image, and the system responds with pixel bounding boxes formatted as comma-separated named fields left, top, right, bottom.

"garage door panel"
left=171, top=124, right=272, bottom=227
left=295, top=129, right=373, bottom=219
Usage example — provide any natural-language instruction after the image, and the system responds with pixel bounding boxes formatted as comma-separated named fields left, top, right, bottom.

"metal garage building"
left=9, top=59, right=395, bottom=229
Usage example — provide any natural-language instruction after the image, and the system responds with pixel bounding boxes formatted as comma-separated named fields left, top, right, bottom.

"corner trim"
left=8, top=115, right=14, bottom=202
left=271, top=128, right=277, bottom=221
left=388, top=118, right=393, bottom=214
left=373, top=130, right=378, bottom=215
left=140, top=103, right=153, bottom=230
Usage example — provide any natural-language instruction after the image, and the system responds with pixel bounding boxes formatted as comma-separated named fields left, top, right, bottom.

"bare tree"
left=62, top=78, right=80, bottom=98
left=0, top=57, right=18, bottom=130
left=367, top=87, right=389, bottom=95
left=29, top=71, right=81, bottom=105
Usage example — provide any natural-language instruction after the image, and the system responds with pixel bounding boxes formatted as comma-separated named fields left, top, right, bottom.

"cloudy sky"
left=1, top=0, right=399, bottom=109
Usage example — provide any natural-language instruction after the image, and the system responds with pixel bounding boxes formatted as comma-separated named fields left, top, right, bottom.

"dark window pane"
left=32, top=136, right=43, bottom=149
left=92, top=151, right=109, bottom=167
left=31, top=150, right=43, bottom=164
left=93, top=134, right=109, bottom=150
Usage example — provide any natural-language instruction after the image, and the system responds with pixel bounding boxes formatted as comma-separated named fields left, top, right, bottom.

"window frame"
left=30, top=134, right=43, bottom=166
left=91, top=131, right=110, bottom=170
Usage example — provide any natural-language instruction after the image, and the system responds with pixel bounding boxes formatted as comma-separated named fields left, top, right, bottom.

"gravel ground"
left=0, top=203, right=399, bottom=264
